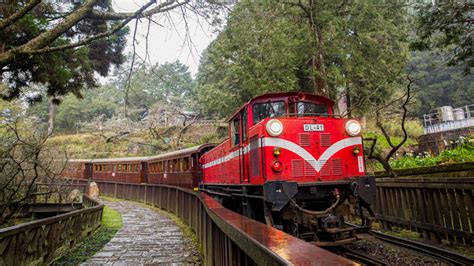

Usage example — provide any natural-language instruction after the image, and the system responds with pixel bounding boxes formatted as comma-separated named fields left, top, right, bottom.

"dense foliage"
left=0, top=0, right=127, bottom=101
left=390, top=138, right=474, bottom=169
left=26, top=61, right=195, bottom=132
left=409, top=51, right=474, bottom=115
left=412, top=1, right=473, bottom=74
left=195, top=0, right=409, bottom=118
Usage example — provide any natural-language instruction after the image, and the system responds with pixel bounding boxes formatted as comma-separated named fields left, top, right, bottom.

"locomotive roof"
left=227, top=92, right=334, bottom=121
left=148, top=143, right=216, bottom=161
left=251, top=92, right=334, bottom=105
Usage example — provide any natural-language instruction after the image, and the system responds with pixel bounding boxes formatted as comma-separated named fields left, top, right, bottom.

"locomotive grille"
left=320, top=160, right=331, bottom=176
left=320, top=133, right=331, bottom=147
left=299, top=133, right=311, bottom=147
left=291, top=159, right=303, bottom=177
left=332, top=158, right=343, bottom=176
left=304, top=160, right=316, bottom=176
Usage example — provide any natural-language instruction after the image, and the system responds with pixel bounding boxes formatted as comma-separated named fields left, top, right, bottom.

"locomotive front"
left=200, top=92, right=375, bottom=246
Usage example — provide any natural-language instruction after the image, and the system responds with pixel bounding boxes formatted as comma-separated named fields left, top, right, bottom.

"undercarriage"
left=201, top=176, right=376, bottom=246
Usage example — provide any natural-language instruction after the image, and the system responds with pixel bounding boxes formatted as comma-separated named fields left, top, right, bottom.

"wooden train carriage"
left=147, top=144, right=215, bottom=189
left=63, top=159, right=91, bottom=180
left=91, top=157, right=149, bottom=183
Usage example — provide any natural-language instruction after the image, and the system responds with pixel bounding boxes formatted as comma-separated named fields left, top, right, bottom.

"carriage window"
left=297, top=102, right=328, bottom=116
left=231, top=118, right=240, bottom=146
left=253, top=101, right=286, bottom=124
left=183, top=158, right=189, bottom=171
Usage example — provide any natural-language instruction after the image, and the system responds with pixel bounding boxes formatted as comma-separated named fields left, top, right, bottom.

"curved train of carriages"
left=66, top=92, right=376, bottom=246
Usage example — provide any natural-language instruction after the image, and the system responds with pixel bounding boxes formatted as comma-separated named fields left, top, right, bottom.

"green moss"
left=53, top=206, right=123, bottom=265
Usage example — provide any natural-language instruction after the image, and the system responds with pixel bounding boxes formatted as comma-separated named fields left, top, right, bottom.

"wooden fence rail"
left=93, top=181, right=352, bottom=266
left=0, top=194, right=103, bottom=265
left=375, top=177, right=474, bottom=246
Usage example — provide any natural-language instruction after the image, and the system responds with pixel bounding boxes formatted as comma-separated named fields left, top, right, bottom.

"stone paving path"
left=84, top=199, right=200, bottom=265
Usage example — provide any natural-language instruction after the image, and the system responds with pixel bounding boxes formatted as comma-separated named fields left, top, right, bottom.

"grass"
left=53, top=205, right=123, bottom=265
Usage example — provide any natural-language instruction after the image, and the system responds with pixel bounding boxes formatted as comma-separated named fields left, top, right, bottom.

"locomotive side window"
left=296, top=102, right=328, bottom=116
left=252, top=101, right=286, bottom=124
left=231, top=118, right=240, bottom=146
left=242, top=108, right=248, bottom=142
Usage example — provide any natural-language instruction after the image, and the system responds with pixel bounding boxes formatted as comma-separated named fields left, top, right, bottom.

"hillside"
left=48, top=123, right=227, bottom=159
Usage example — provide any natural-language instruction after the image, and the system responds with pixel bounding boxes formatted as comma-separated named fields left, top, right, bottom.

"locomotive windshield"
left=252, top=101, right=285, bottom=124
left=296, top=102, right=328, bottom=116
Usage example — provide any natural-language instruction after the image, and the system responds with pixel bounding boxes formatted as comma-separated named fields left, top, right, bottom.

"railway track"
left=370, top=230, right=474, bottom=265
left=330, top=245, right=387, bottom=265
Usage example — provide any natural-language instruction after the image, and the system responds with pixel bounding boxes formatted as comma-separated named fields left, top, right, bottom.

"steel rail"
left=334, top=246, right=387, bottom=265
left=371, top=230, right=474, bottom=265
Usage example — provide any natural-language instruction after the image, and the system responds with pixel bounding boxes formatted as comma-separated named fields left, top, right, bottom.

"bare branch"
left=0, top=0, right=99, bottom=67
left=30, top=0, right=159, bottom=54
left=87, top=0, right=190, bottom=20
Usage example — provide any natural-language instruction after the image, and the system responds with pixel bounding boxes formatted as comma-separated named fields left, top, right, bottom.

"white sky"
left=112, top=0, right=218, bottom=75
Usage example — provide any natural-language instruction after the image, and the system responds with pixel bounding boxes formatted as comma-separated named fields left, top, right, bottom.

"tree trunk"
left=308, top=0, right=329, bottom=96
left=336, top=87, right=348, bottom=117
left=47, top=98, right=55, bottom=135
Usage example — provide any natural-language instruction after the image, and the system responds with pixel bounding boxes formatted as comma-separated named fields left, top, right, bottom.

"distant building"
left=419, top=104, right=474, bottom=154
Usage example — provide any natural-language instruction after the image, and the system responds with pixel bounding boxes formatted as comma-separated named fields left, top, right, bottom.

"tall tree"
left=195, top=1, right=409, bottom=118
left=411, top=1, right=473, bottom=74
left=409, top=51, right=474, bottom=115
left=0, top=0, right=207, bottom=101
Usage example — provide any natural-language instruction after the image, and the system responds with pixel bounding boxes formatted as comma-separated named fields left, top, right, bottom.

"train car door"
left=240, top=108, right=250, bottom=183
left=229, top=115, right=242, bottom=183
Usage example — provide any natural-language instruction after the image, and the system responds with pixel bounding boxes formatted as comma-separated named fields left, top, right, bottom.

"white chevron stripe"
left=262, top=137, right=361, bottom=172
left=201, top=136, right=362, bottom=172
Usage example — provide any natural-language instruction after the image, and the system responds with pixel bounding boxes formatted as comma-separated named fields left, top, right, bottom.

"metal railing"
left=93, top=181, right=352, bottom=265
left=375, top=177, right=474, bottom=245
left=422, top=104, right=474, bottom=134
left=0, top=194, right=103, bottom=265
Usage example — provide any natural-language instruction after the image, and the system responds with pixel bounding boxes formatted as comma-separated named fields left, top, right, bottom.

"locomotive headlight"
left=266, top=119, right=284, bottom=136
left=345, top=120, right=361, bottom=136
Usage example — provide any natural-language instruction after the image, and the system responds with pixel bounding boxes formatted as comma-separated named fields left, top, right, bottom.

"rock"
left=68, top=189, right=83, bottom=202
left=88, top=182, right=99, bottom=199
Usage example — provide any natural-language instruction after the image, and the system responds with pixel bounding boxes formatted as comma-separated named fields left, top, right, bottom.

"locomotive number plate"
left=303, top=124, right=324, bottom=132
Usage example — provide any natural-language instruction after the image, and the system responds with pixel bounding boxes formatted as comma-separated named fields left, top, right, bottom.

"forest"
left=0, top=0, right=472, bottom=162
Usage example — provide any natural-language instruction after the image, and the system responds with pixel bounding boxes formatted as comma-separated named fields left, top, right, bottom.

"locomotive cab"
left=200, top=92, right=375, bottom=246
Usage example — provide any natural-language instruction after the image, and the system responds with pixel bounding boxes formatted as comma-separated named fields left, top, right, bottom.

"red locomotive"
left=65, top=92, right=375, bottom=245
left=200, top=92, right=375, bottom=245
